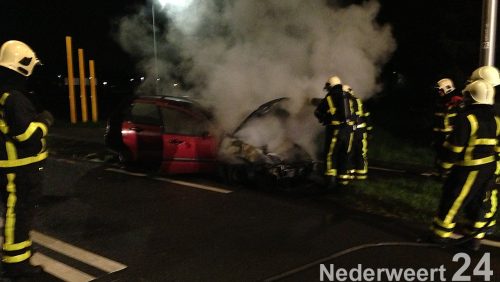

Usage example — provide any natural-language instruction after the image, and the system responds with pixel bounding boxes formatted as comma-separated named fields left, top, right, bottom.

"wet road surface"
left=13, top=131, right=496, bottom=281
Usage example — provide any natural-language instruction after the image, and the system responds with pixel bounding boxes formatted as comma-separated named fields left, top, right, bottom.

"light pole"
left=480, top=0, right=497, bottom=66
left=152, top=3, right=159, bottom=84
left=152, top=0, right=168, bottom=94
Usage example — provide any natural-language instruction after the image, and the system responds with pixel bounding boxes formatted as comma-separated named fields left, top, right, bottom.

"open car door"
left=160, top=105, right=218, bottom=174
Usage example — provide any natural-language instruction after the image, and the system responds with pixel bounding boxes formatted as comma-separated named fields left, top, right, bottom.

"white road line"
left=31, top=231, right=127, bottom=273
left=31, top=252, right=96, bottom=282
left=153, top=176, right=233, bottom=194
left=105, top=167, right=233, bottom=194
left=105, top=167, right=147, bottom=177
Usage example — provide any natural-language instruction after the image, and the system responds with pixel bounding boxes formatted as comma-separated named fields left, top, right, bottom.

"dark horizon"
left=0, top=0, right=489, bottom=81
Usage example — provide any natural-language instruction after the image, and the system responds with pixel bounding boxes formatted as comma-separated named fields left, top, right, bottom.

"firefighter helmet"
left=436, top=78, right=455, bottom=95
left=324, top=76, right=342, bottom=90
left=342, top=84, right=352, bottom=93
left=462, top=79, right=494, bottom=105
left=0, top=40, right=40, bottom=77
left=327, top=76, right=342, bottom=86
left=469, top=66, right=500, bottom=86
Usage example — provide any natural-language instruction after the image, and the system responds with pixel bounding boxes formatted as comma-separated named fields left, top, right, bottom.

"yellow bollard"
left=78, top=49, right=88, bottom=123
left=65, top=36, right=77, bottom=124
left=89, top=60, right=98, bottom=122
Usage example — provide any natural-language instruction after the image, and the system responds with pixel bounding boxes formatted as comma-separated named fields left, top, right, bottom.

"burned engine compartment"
left=217, top=98, right=319, bottom=184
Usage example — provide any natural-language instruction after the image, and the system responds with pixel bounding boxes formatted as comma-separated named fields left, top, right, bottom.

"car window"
left=161, top=107, right=208, bottom=136
left=130, top=102, right=161, bottom=125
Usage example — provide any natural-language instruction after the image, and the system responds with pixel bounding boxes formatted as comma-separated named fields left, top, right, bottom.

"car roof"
left=134, top=95, right=213, bottom=119
left=136, top=95, right=195, bottom=106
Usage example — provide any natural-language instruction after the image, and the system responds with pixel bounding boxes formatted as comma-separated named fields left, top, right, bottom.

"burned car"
left=105, top=95, right=320, bottom=184
left=217, top=97, right=319, bottom=184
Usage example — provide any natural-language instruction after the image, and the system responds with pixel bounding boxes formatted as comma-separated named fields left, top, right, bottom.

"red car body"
left=105, top=95, right=219, bottom=174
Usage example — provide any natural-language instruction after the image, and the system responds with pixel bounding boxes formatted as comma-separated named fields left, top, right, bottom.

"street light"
left=152, top=0, right=192, bottom=94
left=152, top=1, right=165, bottom=94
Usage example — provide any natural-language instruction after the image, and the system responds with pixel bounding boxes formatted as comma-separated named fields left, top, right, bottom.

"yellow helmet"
left=327, top=76, right=342, bottom=86
left=469, top=66, right=500, bottom=86
left=436, top=78, right=455, bottom=95
left=0, top=40, right=40, bottom=77
left=342, top=84, right=353, bottom=93
left=324, top=76, right=342, bottom=91
left=462, top=79, right=495, bottom=105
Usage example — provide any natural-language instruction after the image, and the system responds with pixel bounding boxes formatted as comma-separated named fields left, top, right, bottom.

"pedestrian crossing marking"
left=0, top=229, right=127, bottom=282
left=31, top=230, right=127, bottom=273
left=31, top=253, right=96, bottom=282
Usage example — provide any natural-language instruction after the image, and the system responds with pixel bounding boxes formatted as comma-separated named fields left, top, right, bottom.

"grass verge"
left=340, top=127, right=500, bottom=238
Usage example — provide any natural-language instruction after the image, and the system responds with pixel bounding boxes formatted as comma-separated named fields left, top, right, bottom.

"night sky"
left=1, top=0, right=146, bottom=78
left=0, top=0, right=491, bottom=90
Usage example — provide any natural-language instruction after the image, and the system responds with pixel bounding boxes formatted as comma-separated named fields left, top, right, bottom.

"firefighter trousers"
left=432, top=163, right=497, bottom=239
left=352, top=130, right=368, bottom=180
left=324, top=125, right=354, bottom=184
left=0, top=165, right=43, bottom=266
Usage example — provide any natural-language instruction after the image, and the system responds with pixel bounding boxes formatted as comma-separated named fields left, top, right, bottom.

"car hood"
left=218, top=97, right=313, bottom=165
left=231, top=97, right=289, bottom=135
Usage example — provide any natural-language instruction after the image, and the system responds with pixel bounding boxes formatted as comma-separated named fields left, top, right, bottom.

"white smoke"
left=115, top=0, right=396, bottom=159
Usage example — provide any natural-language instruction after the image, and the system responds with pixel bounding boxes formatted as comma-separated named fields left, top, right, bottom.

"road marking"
left=31, top=231, right=127, bottom=273
left=105, top=167, right=233, bottom=194
left=153, top=176, right=233, bottom=194
left=105, top=167, right=148, bottom=177
left=0, top=229, right=127, bottom=282
left=31, top=253, right=96, bottom=282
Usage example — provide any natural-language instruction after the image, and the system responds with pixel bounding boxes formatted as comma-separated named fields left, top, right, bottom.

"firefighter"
left=314, top=76, right=356, bottom=187
left=468, top=65, right=500, bottom=86
left=0, top=40, right=53, bottom=278
left=432, top=78, right=463, bottom=160
left=343, top=85, right=372, bottom=180
left=431, top=78, right=498, bottom=251
left=467, top=65, right=500, bottom=242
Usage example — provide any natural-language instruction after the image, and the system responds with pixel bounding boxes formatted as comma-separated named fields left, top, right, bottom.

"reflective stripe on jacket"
left=438, top=104, right=498, bottom=169
left=0, top=91, right=48, bottom=169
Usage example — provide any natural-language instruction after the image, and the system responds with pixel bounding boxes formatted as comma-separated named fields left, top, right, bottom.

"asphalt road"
left=23, top=148, right=498, bottom=282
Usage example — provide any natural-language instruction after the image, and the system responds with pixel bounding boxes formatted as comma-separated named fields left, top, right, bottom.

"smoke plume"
left=115, top=0, right=396, bottom=159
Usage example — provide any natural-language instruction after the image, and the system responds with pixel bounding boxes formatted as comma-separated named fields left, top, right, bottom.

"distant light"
left=130, top=78, right=135, bottom=82
left=57, top=74, right=62, bottom=79
left=173, top=83, right=179, bottom=87
left=103, top=81, right=108, bottom=86
left=140, top=77, right=145, bottom=81
left=157, top=78, right=161, bottom=81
